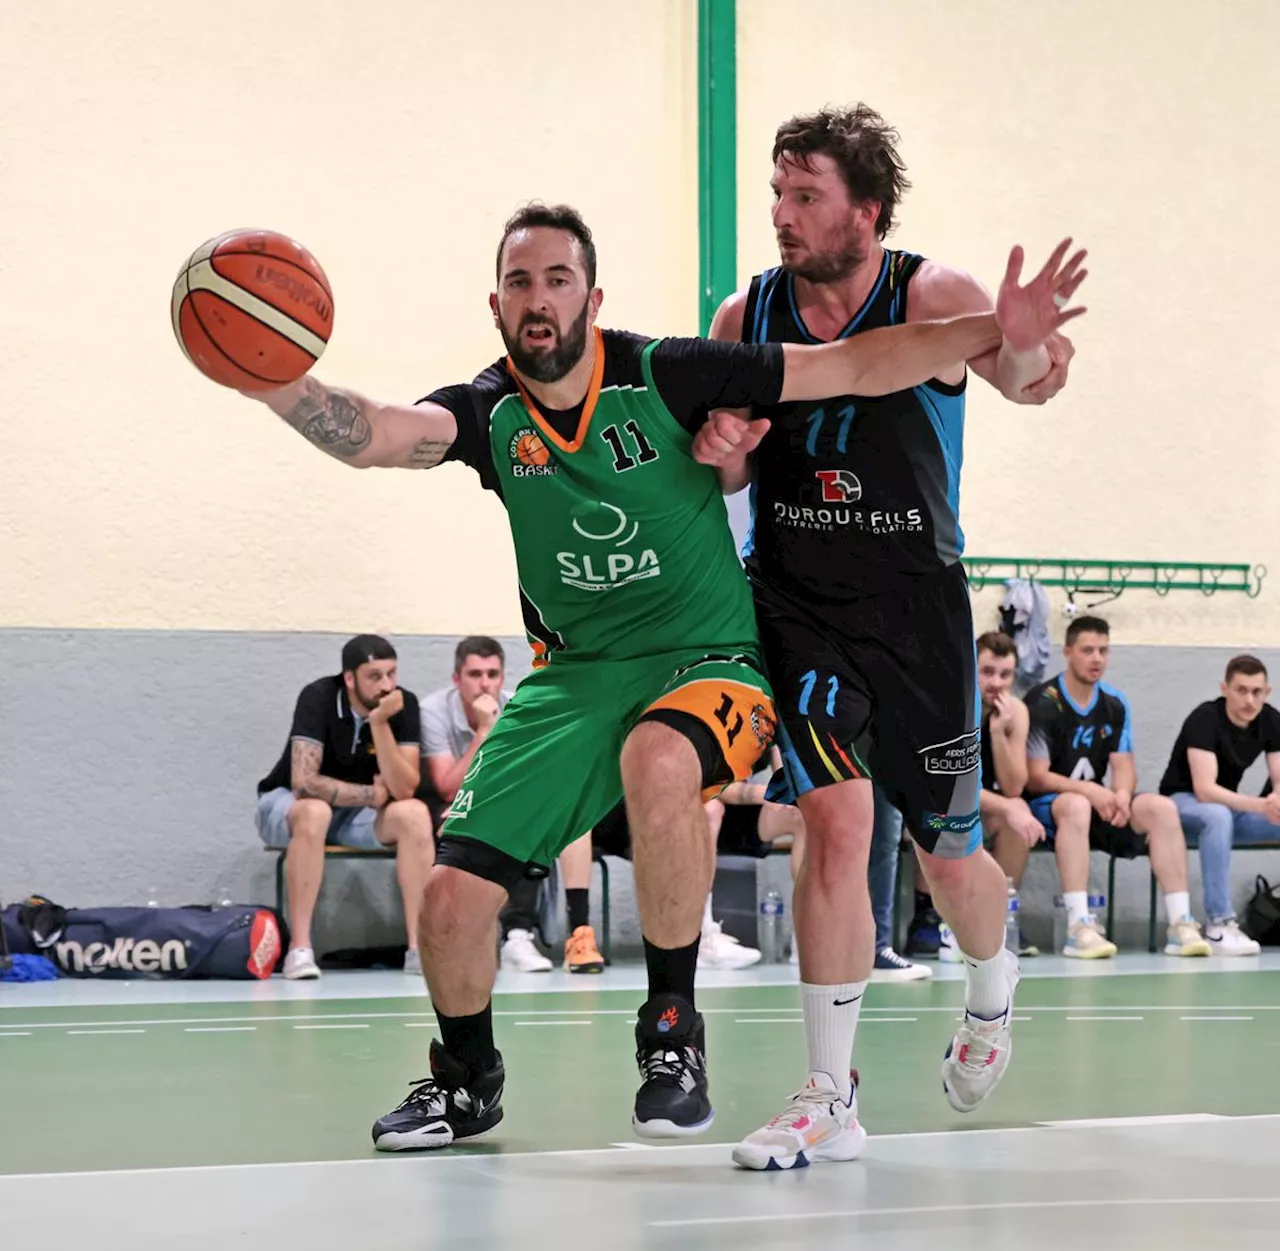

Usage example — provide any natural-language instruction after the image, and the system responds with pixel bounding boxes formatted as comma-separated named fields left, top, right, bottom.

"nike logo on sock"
left=832, top=994, right=863, bottom=1007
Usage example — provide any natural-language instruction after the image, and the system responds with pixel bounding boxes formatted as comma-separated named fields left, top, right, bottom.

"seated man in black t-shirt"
left=256, top=634, right=433, bottom=979
left=1159, top=654, right=1280, bottom=955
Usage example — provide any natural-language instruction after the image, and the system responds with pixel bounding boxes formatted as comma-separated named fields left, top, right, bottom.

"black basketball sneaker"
left=372, top=1039, right=505, bottom=1151
left=632, top=993, right=714, bottom=1137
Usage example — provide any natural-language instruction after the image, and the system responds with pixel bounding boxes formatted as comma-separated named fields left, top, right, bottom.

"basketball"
left=170, top=229, right=334, bottom=392
left=515, top=432, right=549, bottom=466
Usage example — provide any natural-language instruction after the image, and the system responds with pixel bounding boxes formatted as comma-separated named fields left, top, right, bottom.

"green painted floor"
left=4, top=971, right=1278, bottom=1176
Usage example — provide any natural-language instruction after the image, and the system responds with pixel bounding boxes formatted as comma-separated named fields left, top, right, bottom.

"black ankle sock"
left=435, top=1004, right=497, bottom=1072
left=914, top=889, right=935, bottom=914
left=566, top=888, right=590, bottom=932
left=643, top=936, right=699, bottom=1009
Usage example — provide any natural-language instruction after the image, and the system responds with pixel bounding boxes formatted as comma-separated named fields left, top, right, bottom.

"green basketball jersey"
left=427, top=328, right=786, bottom=664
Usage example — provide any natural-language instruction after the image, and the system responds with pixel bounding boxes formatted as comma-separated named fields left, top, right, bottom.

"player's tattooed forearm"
left=281, top=378, right=373, bottom=459
left=407, top=437, right=451, bottom=469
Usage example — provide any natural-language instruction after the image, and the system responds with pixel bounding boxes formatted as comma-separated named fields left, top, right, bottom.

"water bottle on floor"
left=759, top=890, right=784, bottom=963
left=1005, top=877, right=1020, bottom=953
left=1088, top=891, right=1108, bottom=939
left=1052, top=895, right=1067, bottom=953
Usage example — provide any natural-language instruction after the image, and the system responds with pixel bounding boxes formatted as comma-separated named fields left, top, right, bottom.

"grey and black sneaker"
left=632, top=993, right=714, bottom=1139
left=371, top=1039, right=504, bottom=1151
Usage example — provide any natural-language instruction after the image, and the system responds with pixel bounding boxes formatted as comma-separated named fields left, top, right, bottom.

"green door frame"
left=697, top=0, right=737, bottom=333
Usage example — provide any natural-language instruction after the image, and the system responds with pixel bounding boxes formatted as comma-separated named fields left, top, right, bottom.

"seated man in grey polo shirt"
left=257, top=634, right=435, bottom=980
left=420, top=635, right=602, bottom=974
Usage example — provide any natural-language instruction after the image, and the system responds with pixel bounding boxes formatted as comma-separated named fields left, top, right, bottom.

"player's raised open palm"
left=996, top=238, right=1088, bottom=353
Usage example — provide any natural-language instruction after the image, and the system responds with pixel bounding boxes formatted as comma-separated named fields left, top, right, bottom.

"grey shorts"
left=255, top=787, right=387, bottom=851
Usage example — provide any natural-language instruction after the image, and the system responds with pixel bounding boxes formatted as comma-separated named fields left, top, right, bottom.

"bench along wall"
left=2, top=629, right=1275, bottom=954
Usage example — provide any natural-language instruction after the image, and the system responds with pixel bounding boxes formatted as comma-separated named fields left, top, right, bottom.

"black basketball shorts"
left=753, top=564, right=983, bottom=858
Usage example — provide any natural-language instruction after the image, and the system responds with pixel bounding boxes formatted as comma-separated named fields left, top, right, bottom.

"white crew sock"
left=962, top=949, right=1011, bottom=1021
left=1064, top=890, right=1090, bottom=928
left=1164, top=890, right=1191, bottom=924
left=799, top=981, right=865, bottom=1101
left=701, top=893, right=715, bottom=933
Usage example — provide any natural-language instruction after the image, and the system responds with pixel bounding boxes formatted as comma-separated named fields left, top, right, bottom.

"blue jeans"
left=1170, top=792, right=1280, bottom=921
left=870, top=785, right=903, bottom=952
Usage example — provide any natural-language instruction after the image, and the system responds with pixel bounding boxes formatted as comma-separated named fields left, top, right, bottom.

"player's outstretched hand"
left=996, top=239, right=1088, bottom=353
left=693, top=412, right=771, bottom=467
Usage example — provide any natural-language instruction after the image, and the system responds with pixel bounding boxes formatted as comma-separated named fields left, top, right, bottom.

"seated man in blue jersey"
left=1025, top=616, right=1210, bottom=958
left=1158, top=654, right=1280, bottom=955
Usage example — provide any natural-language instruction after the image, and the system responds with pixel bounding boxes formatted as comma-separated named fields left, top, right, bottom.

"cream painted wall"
left=0, top=1, right=697, bottom=633
left=736, top=0, right=1280, bottom=646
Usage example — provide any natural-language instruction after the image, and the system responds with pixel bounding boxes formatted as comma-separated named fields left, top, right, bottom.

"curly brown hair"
left=772, top=104, right=911, bottom=239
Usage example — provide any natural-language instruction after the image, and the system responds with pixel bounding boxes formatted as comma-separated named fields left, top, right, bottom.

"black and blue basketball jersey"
left=741, top=250, right=967, bottom=599
left=1025, top=675, right=1134, bottom=783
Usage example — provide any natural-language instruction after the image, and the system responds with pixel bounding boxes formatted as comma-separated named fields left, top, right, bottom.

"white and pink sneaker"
left=732, top=1070, right=868, bottom=1170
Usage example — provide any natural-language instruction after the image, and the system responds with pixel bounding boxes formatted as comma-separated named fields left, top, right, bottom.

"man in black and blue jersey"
left=694, top=104, right=1087, bottom=1169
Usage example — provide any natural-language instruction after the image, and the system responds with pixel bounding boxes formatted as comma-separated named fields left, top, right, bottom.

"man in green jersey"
left=235, top=203, right=1080, bottom=1151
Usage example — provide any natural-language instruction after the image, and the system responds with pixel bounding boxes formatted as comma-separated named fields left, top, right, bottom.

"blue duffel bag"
left=0, top=896, right=285, bottom=979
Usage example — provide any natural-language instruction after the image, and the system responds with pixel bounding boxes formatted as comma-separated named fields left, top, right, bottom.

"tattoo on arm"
left=407, top=437, right=451, bottom=469
left=280, top=378, right=373, bottom=461
left=290, top=740, right=374, bottom=807
left=291, top=740, right=324, bottom=796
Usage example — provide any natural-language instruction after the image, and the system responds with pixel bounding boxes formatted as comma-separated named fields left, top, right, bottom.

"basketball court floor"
left=4, top=956, right=1279, bottom=1249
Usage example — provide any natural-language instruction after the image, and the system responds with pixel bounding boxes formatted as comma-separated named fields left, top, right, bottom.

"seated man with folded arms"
left=976, top=631, right=1046, bottom=956
left=257, top=634, right=434, bottom=979
left=1158, top=654, right=1280, bottom=955
left=906, top=633, right=1043, bottom=960
left=419, top=635, right=602, bottom=973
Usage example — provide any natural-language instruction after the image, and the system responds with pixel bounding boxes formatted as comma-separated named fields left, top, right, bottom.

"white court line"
left=2, top=1003, right=1277, bottom=1031
left=734, top=1018, right=803, bottom=1024
left=650, top=1195, right=1280, bottom=1228
left=513, top=1020, right=592, bottom=1027
left=66, top=1029, right=145, bottom=1036
left=1041, top=1113, right=1224, bottom=1129
left=861, top=1017, right=918, bottom=1023
left=5, top=1116, right=1279, bottom=1183
left=185, top=1027, right=257, bottom=1033
left=1181, top=1016, right=1253, bottom=1021
left=1067, top=1016, right=1144, bottom=1022
left=293, top=1024, right=369, bottom=1031
left=0, top=1032, right=31, bottom=1037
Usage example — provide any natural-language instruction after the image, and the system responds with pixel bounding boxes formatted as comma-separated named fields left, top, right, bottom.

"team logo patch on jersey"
left=919, top=730, right=981, bottom=776
left=750, top=703, right=778, bottom=751
left=557, top=502, right=660, bottom=591
left=815, top=469, right=862, bottom=502
left=508, top=427, right=556, bottom=476
left=923, top=810, right=981, bottom=834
